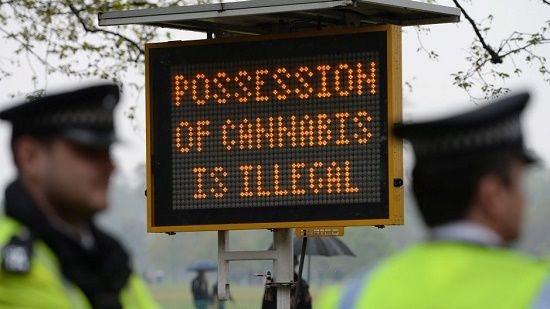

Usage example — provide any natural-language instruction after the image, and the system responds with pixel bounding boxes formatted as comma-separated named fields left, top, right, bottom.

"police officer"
left=319, top=92, right=550, bottom=308
left=191, top=270, right=210, bottom=309
left=0, top=84, right=159, bottom=308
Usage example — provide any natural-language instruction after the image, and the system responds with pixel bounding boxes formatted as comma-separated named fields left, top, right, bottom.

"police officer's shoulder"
left=0, top=222, right=34, bottom=274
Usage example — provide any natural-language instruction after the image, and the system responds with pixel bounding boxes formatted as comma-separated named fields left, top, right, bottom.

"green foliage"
left=0, top=0, right=193, bottom=88
left=453, top=16, right=550, bottom=100
left=416, top=0, right=549, bottom=100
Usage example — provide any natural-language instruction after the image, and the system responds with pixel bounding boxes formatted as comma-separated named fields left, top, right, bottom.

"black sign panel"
left=146, top=26, right=403, bottom=231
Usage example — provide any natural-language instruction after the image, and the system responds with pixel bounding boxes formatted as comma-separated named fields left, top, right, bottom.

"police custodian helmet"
left=0, top=83, right=120, bottom=149
left=394, top=92, right=535, bottom=164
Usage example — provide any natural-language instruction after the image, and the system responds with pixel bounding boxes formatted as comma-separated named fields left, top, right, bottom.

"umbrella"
left=270, top=237, right=355, bottom=281
left=297, top=237, right=354, bottom=281
left=186, top=259, right=218, bottom=272
left=294, top=237, right=355, bottom=257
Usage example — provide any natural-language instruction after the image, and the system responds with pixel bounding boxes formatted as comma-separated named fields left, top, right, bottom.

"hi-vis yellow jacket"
left=318, top=242, right=550, bottom=309
left=0, top=216, right=159, bottom=308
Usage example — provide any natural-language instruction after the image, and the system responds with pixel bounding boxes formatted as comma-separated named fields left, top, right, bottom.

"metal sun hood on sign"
left=98, top=0, right=460, bottom=35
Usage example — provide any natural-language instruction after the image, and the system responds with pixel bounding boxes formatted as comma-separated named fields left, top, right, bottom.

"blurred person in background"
left=191, top=270, right=210, bottom=309
left=0, top=84, right=159, bottom=308
left=319, top=92, right=550, bottom=308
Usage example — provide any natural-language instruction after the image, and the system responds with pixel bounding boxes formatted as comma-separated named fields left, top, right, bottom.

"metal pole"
left=217, top=231, right=229, bottom=300
left=307, top=254, right=311, bottom=282
left=273, top=229, right=293, bottom=309
left=295, top=237, right=308, bottom=306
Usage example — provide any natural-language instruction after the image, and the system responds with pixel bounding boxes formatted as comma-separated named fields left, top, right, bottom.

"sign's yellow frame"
left=145, top=25, right=403, bottom=232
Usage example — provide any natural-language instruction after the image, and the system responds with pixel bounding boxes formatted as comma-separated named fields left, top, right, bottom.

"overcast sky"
left=0, top=0, right=548, bottom=192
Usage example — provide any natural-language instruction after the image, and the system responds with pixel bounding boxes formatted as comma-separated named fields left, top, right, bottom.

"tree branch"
left=414, top=26, right=439, bottom=60
left=0, top=25, right=54, bottom=69
left=500, top=39, right=549, bottom=59
left=67, top=2, right=144, bottom=62
left=452, top=0, right=503, bottom=64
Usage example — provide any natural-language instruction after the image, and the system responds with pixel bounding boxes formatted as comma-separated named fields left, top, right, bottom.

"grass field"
left=150, top=285, right=322, bottom=309
left=151, top=285, right=264, bottom=309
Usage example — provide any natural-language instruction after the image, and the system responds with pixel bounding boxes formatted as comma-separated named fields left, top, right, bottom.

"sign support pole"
left=274, top=228, right=293, bottom=309
left=217, top=230, right=230, bottom=300
left=217, top=229, right=294, bottom=308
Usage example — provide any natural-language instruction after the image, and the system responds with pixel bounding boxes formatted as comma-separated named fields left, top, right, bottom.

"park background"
left=1, top=1, right=550, bottom=308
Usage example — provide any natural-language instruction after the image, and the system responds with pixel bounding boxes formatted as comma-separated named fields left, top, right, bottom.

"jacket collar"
left=430, top=221, right=505, bottom=247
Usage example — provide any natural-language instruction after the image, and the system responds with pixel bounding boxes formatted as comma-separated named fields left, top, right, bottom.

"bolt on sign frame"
left=146, top=25, right=403, bottom=232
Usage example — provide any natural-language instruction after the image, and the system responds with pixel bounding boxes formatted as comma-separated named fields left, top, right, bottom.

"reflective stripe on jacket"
left=319, top=242, right=550, bottom=309
left=0, top=216, right=159, bottom=308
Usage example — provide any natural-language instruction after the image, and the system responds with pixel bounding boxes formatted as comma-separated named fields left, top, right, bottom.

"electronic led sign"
left=146, top=25, right=403, bottom=232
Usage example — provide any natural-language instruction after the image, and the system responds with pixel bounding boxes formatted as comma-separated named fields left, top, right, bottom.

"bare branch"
left=452, top=0, right=502, bottom=64
left=500, top=39, right=549, bottom=59
left=67, top=2, right=144, bottom=62
left=413, top=26, right=439, bottom=60
left=0, top=26, right=54, bottom=69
